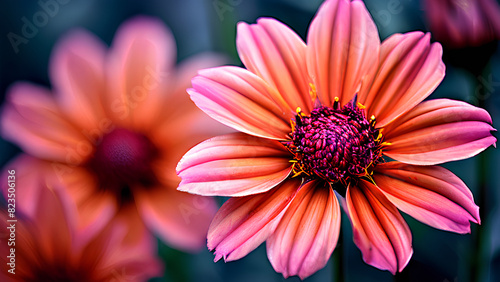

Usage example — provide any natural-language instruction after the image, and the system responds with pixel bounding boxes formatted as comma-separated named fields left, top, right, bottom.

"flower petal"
left=208, top=178, right=301, bottom=262
left=267, top=180, right=340, bottom=279
left=1, top=83, right=90, bottom=164
left=373, top=162, right=480, bottom=234
left=177, top=133, right=293, bottom=196
left=383, top=99, right=496, bottom=165
left=55, top=164, right=117, bottom=242
left=347, top=181, right=413, bottom=274
left=188, top=66, right=292, bottom=140
left=237, top=18, right=312, bottom=113
left=1, top=155, right=47, bottom=217
left=134, top=186, right=217, bottom=252
left=148, top=52, right=229, bottom=131
left=83, top=206, right=163, bottom=280
left=106, top=16, right=176, bottom=128
left=307, top=0, right=380, bottom=107
left=362, top=32, right=445, bottom=127
left=31, top=184, right=76, bottom=265
left=49, top=30, right=107, bottom=132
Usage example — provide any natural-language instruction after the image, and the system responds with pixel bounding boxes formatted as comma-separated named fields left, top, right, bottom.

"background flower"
left=423, top=0, right=500, bottom=49
left=0, top=182, right=162, bottom=281
left=0, top=16, right=234, bottom=255
left=0, top=1, right=499, bottom=281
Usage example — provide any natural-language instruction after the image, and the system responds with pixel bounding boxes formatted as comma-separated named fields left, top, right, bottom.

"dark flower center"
left=89, top=128, right=158, bottom=200
left=285, top=99, right=383, bottom=185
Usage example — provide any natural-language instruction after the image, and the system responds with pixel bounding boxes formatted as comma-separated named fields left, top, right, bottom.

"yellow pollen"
left=309, top=83, right=317, bottom=101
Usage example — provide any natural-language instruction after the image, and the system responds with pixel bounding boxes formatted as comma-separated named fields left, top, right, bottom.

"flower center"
left=285, top=100, right=383, bottom=184
left=89, top=128, right=158, bottom=192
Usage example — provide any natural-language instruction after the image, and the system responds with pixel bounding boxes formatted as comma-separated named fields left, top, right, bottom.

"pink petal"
left=149, top=52, right=229, bottom=131
left=237, top=18, right=312, bottom=113
left=267, top=180, right=340, bottom=279
left=383, top=99, right=496, bottom=165
left=373, top=162, right=480, bottom=234
left=56, top=166, right=117, bottom=243
left=84, top=206, right=163, bottom=280
left=106, top=16, right=176, bottom=128
left=362, top=32, right=445, bottom=127
left=208, top=178, right=301, bottom=262
left=189, top=66, right=292, bottom=140
left=1, top=83, right=90, bottom=164
left=1, top=155, right=46, bottom=217
left=307, top=0, right=380, bottom=107
left=177, top=133, right=293, bottom=196
left=32, top=184, right=76, bottom=264
left=135, top=185, right=218, bottom=252
left=49, top=30, right=107, bottom=132
left=346, top=181, right=413, bottom=274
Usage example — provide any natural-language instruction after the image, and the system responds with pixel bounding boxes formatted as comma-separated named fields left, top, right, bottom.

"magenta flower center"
left=89, top=128, right=157, bottom=194
left=285, top=101, right=383, bottom=184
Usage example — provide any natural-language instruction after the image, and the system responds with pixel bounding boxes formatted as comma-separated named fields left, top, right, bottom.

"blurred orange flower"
left=1, top=17, right=229, bottom=251
left=0, top=183, right=162, bottom=281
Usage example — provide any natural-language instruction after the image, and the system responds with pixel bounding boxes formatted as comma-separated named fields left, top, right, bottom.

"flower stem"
left=332, top=227, right=344, bottom=282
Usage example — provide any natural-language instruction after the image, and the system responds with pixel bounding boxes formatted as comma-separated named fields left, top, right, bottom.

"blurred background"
left=0, top=0, right=499, bottom=281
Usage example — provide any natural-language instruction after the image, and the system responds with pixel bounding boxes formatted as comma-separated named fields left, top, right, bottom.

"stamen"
left=284, top=100, right=383, bottom=185
left=333, top=97, right=340, bottom=109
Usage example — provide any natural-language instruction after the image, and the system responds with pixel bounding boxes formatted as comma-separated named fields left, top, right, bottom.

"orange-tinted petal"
left=31, top=184, right=76, bottom=267
left=267, top=180, right=340, bottom=279
left=49, top=30, right=107, bottom=132
left=106, top=16, right=176, bottom=128
left=237, top=18, right=311, bottom=113
left=83, top=206, right=163, bottom=280
left=347, top=181, right=413, bottom=274
left=208, top=178, right=301, bottom=262
left=307, top=0, right=380, bottom=107
left=373, top=162, right=480, bottom=234
left=1, top=83, right=91, bottom=164
left=189, top=66, right=292, bottom=140
left=362, top=32, right=445, bottom=127
left=134, top=186, right=218, bottom=252
left=177, top=133, right=293, bottom=196
left=383, top=99, right=496, bottom=165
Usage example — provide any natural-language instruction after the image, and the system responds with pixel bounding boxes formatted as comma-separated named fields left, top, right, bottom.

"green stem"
left=333, top=228, right=344, bottom=282
left=470, top=71, right=490, bottom=282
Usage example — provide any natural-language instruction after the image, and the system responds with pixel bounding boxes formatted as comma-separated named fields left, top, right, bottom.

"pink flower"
left=0, top=182, right=162, bottom=281
left=423, top=0, right=500, bottom=48
left=1, top=17, right=229, bottom=251
left=177, top=0, right=497, bottom=278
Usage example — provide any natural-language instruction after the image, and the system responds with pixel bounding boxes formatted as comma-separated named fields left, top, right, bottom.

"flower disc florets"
left=285, top=99, right=383, bottom=184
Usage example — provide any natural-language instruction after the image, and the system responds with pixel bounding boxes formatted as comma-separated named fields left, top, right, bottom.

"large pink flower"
left=423, top=0, right=500, bottom=48
left=177, top=0, right=497, bottom=278
left=0, top=182, right=162, bottom=281
left=1, top=17, right=229, bottom=251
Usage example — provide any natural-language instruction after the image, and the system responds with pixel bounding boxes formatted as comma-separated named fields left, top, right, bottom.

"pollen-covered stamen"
left=284, top=100, right=383, bottom=184
left=89, top=128, right=158, bottom=192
